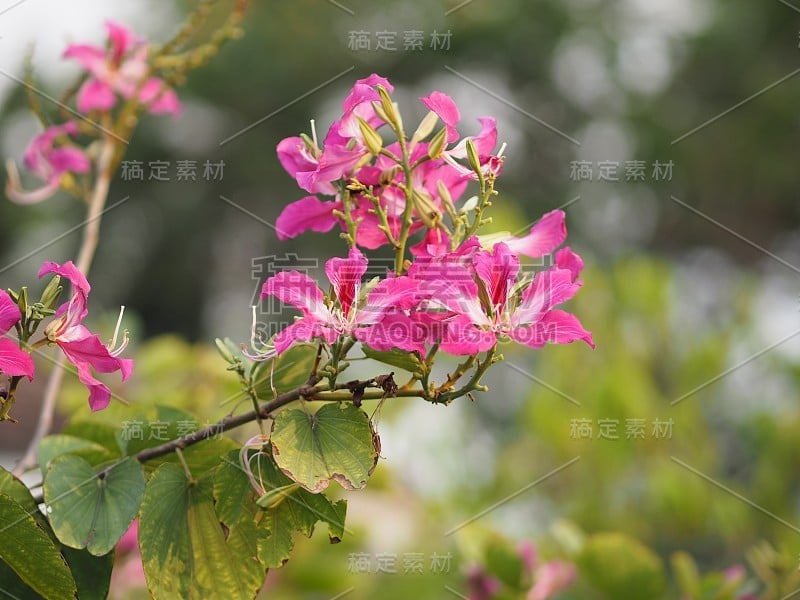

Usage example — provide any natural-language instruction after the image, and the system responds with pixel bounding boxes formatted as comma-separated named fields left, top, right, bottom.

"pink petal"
left=275, top=196, right=341, bottom=241
left=356, top=312, right=427, bottom=355
left=358, top=277, right=422, bottom=325
left=448, top=117, right=498, bottom=160
left=73, top=361, right=112, bottom=412
left=439, top=315, right=496, bottom=355
left=473, top=243, right=519, bottom=311
left=276, top=137, right=337, bottom=194
left=5, top=180, right=62, bottom=205
left=410, top=228, right=451, bottom=258
left=355, top=73, right=394, bottom=93
left=504, top=210, right=567, bottom=259
left=49, top=147, right=91, bottom=175
left=515, top=268, right=580, bottom=325
left=0, top=338, right=34, bottom=380
left=77, top=79, right=117, bottom=113
left=554, top=247, right=584, bottom=283
left=116, top=520, right=139, bottom=556
left=272, top=318, right=337, bottom=354
left=105, top=21, right=138, bottom=60
left=325, top=247, right=368, bottom=318
left=528, top=562, right=577, bottom=600
left=58, top=330, right=132, bottom=377
left=511, top=310, right=594, bottom=349
left=0, top=291, right=21, bottom=335
left=62, top=44, right=107, bottom=75
left=261, top=271, right=329, bottom=323
left=136, top=78, right=181, bottom=116
left=420, top=91, right=461, bottom=143
left=39, top=261, right=90, bottom=296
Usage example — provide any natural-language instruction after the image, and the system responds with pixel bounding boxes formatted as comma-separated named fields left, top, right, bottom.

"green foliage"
left=43, top=455, right=145, bottom=556
left=271, top=403, right=379, bottom=493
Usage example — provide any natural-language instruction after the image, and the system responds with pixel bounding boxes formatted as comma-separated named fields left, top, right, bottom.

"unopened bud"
left=428, top=128, right=447, bottom=160
left=377, top=85, right=402, bottom=131
left=466, top=139, right=482, bottom=177
left=412, top=111, right=439, bottom=144
left=357, top=117, right=383, bottom=156
left=39, top=276, right=62, bottom=310
left=412, top=190, right=442, bottom=228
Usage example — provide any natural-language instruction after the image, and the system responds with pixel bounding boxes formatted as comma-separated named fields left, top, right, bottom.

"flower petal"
left=420, top=91, right=461, bottom=143
left=39, top=261, right=90, bottom=296
left=136, top=78, right=182, bottom=115
left=0, top=338, right=34, bottom=380
left=261, top=271, right=329, bottom=323
left=555, top=246, right=584, bottom=282
left=504, top=210, right=567, bottom=259
left=325, top=247, right=368, bottom=317
left=0, top=291, right=22, bottom=335
left=77, top=79, right=117, bottom=113
left=514, top=268, right=580, bottom=325
left=356, top=312, right=427, bottom=355
left=439, top=315, right=496, bottom=355
left=510, top=310, right=594, bottom=349
left=275, top=196, right=341, bottom=241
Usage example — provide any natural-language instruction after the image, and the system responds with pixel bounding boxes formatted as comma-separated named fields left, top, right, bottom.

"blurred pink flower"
left=64, top=21, right=180, bottom=115
left=5, top=122, right=90, bottom=204
left=39, top=261, right=133, bottom=411
left=0, top=291, right=34, bottom=380
left=527, top=561, right=577, bottom=600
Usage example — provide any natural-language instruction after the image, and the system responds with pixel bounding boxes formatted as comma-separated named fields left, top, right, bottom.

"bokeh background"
left=1, top=0, right=800, bottom=597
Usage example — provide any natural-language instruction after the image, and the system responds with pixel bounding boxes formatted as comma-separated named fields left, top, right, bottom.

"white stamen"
left=497, top=142, right=507, bottom=157
left=109, top=306, right=125, bottom=349
left=310, top=119, right=318, bottom=149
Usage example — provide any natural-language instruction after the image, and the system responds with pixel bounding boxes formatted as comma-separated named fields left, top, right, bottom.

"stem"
left=13, top=137, right=117, bottom=477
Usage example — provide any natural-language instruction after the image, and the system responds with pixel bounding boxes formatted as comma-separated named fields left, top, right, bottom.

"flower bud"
left=411, top=110, right=439, bottom=145
left=412, top=190, right=441, bottom=228
left=39, top=275, right=62, bottom=310
left=377, top=84, right=401, bottom=131
left=466, top=139, right=482, bottom=177
left=427, top=128, right=447, bottom=160
left=357, top=117, right=383, bottom=156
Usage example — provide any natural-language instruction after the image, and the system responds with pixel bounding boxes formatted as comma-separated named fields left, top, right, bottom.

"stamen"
left=497, top=142, right=507, bottom=157
left=310, top=119, right=318, bottom=149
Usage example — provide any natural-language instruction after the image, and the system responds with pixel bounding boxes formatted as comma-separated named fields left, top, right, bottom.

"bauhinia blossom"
left=417, top=241, right=594, bottom=355
left=256, top=247, right=424, bottom=357
left=64, top=20, right=181, bottom=115
left=0, top=291, right=35, bottom=380
left=39, top=261, right=133, bottom=411
left=5, top=122, right=91, bottom=205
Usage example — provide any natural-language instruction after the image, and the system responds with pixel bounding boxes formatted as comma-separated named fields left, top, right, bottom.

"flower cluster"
left=0, top=261, right=133, bottom=417
left=252, top=75, right=593, bottom=394
left=6, top=21, right=181, bottom=205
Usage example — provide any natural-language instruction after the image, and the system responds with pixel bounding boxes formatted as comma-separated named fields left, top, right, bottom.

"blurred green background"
left=2, top=0, right=800, bottom=597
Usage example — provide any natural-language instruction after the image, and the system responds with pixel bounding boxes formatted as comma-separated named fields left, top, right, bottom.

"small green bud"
left=411, top=110, right=439, bottom=144
left=412, top=190, right=441, bottom=228
left=214, top=337, right=236, bottom=364
left=466, top=139, right=482, bottom=177
left=357, top=117, right=383, bottom=155
left=377, top=84, right=401, bottom=130
left=39, top=275, right=62, bottom=310
left=427, top=128, right=447, bottom=160
left=437, top=180, right=458, bottom=223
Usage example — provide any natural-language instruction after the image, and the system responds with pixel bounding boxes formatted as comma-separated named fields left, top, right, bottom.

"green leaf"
left=43, top=455, right=145, bottom=556
left=578, top=532, right=666, bottom=600
left=225, top=444, right=347, bottom=568
left=62, top=420, right=124, bottom=456
left=122, top=405, right=238, bottom=475
left=139, top=463, right=265, bottom=600
left=271, top=403, right=378, bottom=493
left=0, top=466, right=41, bottom=521
left=39, top=434, right=114, bottom=473
left=361, top=346, right=425, bottom=376
left=62, top=547, right=114, bottom=600
left=0, top=493, right=77, bottom=600
left=252, top=344, right=317, bottom=397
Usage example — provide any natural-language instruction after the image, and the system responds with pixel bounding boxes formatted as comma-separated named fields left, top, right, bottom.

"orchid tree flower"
left=256, top=247, right=424, bottom=358
left=39, top=261, right=133, bottom=411
left=421, top=242, right=594, bottom=355
left=5, top=122, right=91, bottom=205
left=479, top=209, right=567, bottom=260
left=63, top=20, right=181, bottom=115
left=0, top=291, right=35, bottom=380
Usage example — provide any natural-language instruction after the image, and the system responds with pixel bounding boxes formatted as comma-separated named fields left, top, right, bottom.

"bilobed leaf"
left=39, top=434, right=114, bottom=473
left=222, top=446, right=348, bottom=569
left=0, top=493, right=77, bottom=600
left=139, top=463, right=265, bottom=600
left=62, top=420, right=123, bottom=456
left=271, top=403, right=378, bottom=493
left=43, top=455, right=145, bottom=556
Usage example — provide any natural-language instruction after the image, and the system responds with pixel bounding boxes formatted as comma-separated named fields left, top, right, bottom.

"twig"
left=13, top=137, right=117, bottom=477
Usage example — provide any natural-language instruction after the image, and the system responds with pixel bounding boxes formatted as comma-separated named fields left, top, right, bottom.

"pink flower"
left=419, top=243, right=594, bottom=355
left=258, top=248, right=424, bottom=356
left=5, top=122, right=91, bottom=204
left=0, top=291, right=35, bottom=380
left=527, top=561, right=576, bottom=600
left=63, top=21, right=180, bottom=115
left=420, top=91, right=461, bottom=143
left=39, top=261, right=133, bottom=411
